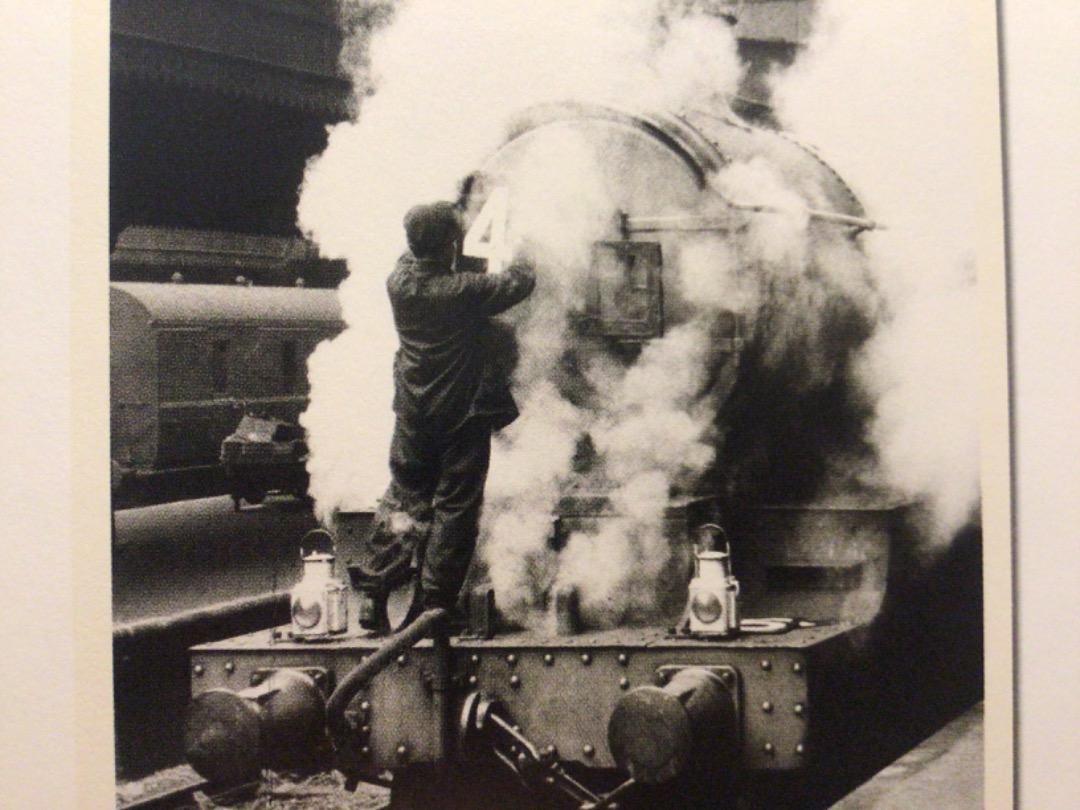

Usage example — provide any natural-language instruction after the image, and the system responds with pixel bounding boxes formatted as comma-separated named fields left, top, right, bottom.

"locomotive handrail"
left=622, top=205, right=882, bottom=234
left=723, top=198, right=883, bottom=231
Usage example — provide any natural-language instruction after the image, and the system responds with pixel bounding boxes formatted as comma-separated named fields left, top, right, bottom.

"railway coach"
left=110, top=282, right=343, bottom=507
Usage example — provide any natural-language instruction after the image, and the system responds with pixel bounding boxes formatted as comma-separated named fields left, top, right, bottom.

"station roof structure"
left=110, top=0, right=368, bottom=122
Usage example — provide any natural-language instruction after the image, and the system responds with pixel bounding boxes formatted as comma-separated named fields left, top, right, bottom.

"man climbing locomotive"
left=362, top=200, right=535, bottom=628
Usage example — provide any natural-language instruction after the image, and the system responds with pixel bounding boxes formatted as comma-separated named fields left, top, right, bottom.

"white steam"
left=299, top=0, right=743, bottom=520
left=299, top=0, right=983, bottom=628
left=556, top=471, right=672, bottom=626
left=772, top=0, right=981, bottom=543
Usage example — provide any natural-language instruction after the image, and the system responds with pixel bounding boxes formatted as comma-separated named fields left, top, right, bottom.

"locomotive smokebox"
left=607, top=666, right=738, bottom=784
left=184, top=668, right=327, bottom=785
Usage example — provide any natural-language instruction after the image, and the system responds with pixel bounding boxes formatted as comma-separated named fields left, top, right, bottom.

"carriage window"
left=583, top=242, right=663, bottom=340
left=158, top=329, right=207, bottom=401
left=210, top=340, right=229, bottom=393
left=281, top=341, right=298, bottom=394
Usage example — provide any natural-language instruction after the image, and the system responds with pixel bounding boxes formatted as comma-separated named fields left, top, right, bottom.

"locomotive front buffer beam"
left=185, top=623, right=854, bottom=803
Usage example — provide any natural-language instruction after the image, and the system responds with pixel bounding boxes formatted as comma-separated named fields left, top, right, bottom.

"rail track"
left=116, top=767, right=217, bottom=810
left=117, top=769, right=391, bottom=810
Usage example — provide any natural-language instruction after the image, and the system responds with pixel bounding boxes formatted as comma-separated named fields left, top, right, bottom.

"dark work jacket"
left=387, top=252, right=536, bottom=434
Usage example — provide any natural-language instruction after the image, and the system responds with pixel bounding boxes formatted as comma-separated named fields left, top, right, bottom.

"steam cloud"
left=299, top=0, right=981, bottom=626
left=299, top=0, right=741, bottom=517
left=772, top=0, right=981, bottom=546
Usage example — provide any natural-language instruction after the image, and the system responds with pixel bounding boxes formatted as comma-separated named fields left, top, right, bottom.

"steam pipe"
left=325, top=608, right=449, bottom=738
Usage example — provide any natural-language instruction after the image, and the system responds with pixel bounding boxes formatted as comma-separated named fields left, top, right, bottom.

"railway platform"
left=830, top=702, right=984, bottom=809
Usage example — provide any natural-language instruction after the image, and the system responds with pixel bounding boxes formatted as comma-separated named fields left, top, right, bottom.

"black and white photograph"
left=5, top=0, right=1028, bottom=807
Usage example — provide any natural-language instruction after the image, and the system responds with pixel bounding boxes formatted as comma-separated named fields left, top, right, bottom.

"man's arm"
left=465, top=261, right=536, bottom=316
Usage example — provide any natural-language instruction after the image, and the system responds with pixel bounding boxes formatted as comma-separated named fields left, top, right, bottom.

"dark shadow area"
left=110, top=78, right=331, bottom=248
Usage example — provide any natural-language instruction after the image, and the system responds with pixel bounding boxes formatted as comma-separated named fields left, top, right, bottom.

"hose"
left=325, top=608, right=449, bottom=736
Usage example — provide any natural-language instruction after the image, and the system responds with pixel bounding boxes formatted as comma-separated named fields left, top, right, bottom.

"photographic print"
left=106, top=2, right=1008, bottom=808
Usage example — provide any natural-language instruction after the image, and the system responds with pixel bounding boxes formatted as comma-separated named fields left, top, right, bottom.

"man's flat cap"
left=404, top=202, right=462, bottom=259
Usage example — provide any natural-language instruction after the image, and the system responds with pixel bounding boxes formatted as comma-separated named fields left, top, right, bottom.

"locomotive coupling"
left=607, top=666, right=739, bottom=784
left=458, top=692, right=630, bottom=809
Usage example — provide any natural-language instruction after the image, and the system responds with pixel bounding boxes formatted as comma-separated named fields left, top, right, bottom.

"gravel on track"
left=117, top=768, right=389, bottom=810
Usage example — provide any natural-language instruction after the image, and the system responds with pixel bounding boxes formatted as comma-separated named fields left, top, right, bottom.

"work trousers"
left=389, top=414, right=492, bottom=608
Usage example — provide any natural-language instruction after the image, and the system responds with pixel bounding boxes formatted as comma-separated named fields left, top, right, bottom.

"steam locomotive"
left=181, top=102, right=982, bottom=809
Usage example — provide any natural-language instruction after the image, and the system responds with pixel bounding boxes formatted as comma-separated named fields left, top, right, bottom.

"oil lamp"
left=291, top=538, right=348, bottom=638
left=686, top=524, right=740, bottom=637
